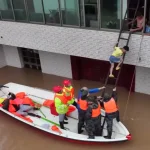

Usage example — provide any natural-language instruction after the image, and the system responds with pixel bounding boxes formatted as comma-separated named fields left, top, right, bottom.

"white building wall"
left=0, top=45, right=6, bottom=68
left=3, top=45, right=23, bottom=68
left=135, top=66, right=150, bottom=95
left=0, top=21, right=149, bottom=67
left=39, top=51, right=72, bottom=78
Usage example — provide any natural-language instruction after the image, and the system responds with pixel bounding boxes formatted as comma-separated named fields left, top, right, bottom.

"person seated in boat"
left=109, top=45, right=129, bottom=78
left=63, top=80, right=79, bottom=110
left=78, top=90, right=89, bottom=134
left=53, top=86, right=69, bottom=130
left=85, top=96, right=102, bottom=139
left=100, top=87, right=120, bottom=139
left=2, top=92, right=16, bottom=110
left=2, top=92, right=39, bottom=116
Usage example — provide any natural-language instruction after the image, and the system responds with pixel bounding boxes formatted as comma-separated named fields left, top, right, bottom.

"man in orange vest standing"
left=85, top=96, right=102, bottom=139
left=78, top=89, right=89, bottom=134
left=53, top=86, right=69, bottom=129
left=102, top=87, right=120, bottom=139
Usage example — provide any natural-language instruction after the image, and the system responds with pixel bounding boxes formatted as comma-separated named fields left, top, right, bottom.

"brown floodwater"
left=0, top=66, right=150, bottom=150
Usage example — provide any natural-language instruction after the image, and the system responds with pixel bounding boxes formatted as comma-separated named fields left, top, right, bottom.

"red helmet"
left=63, top=80, right=71, bottom=86
left=53, top=86, right=62, bottom=93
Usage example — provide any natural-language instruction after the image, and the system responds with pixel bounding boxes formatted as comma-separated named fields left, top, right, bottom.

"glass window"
left=43, top=0, right=60, bottom=24
left=80, top=0, right=98, bottom=28
left=0, top=0, right=14, bottom=20
left=101, top=0, right=121, bottom=29
left=26, top=0, right=44, bottom=23
left=60, top=0, right=79, bottom=26
left=12, top=0, right=27, bottom=21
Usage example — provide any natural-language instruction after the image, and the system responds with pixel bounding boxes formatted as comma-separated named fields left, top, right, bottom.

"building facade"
left=0, top=0, right=150, bottom=95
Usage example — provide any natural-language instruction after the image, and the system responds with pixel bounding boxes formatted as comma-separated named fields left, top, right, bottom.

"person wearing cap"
left=53, top=86, right=69, bottom=129
left=109, top=45, right=129, bottom=78
left=85, top=95, right=102, bottom=139
left=101, top=87, right=120, bottom=139
left=63, top=80, right=78, bottom=109
left=77, top=86, right=105, bottom=102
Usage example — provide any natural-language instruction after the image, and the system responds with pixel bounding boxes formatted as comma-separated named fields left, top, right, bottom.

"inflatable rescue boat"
left=0, top=82, right=131, bottom=142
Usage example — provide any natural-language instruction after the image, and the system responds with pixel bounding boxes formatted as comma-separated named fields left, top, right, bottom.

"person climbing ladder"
left=109, top=45, right=129, bottom=78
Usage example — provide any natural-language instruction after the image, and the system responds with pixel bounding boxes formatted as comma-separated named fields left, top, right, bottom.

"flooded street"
left=0, top=66, right=150, bottom=150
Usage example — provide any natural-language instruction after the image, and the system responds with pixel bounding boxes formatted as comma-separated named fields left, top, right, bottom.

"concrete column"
left=3, top=45, right=23, bottom=68
left=0, top=45, right=6, bottom=68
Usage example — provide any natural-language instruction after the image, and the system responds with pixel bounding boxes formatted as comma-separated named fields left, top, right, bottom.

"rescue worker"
left=85, top=96, right=102, bottom=139
left=77, top=86, right=105, bottom=134
left=63, top=79, right=79, bottom=110
left=78, top=90, right=89, bottom=134
left=77, top=86, right=105, bottom=102
left=53, top=86, right=69, bottom=130
left=102, top=87, right=120, bottom=139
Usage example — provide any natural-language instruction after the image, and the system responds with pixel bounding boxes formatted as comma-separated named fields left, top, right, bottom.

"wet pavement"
left=0, top=66, right=150, bottom=150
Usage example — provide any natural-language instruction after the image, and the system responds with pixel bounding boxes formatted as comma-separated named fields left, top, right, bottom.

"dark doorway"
left=71, top=56, right=135, bottom=91
left=19, top=48, right=41, bottom=71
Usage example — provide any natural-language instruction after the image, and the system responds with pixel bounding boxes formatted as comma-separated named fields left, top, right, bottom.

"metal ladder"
left=101, top=0, right=141, bottom=135
left=102, top=0, right=141, bottom=96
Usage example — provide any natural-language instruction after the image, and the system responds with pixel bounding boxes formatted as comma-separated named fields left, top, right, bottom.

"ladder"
left=102, top=0, right=141, bottom=96
left=101, top=0, right=141, bottom=135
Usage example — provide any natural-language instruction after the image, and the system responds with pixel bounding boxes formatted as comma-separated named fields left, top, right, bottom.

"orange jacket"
left=104, top=98, right=118, bottom=113
left=92, top=103, right=101, bottom=118
left=63, top=86, right=74, bottom=100
left=78, top=99, right=88, bottom=111
left=9, top=100, right=20, bottom=112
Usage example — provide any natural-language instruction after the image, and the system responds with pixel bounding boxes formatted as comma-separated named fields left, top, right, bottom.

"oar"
left=28, top=113, right=60, bottom=126
left=28, top=113, right=69, bottom=130
left=39, top=109, right=46, bottom=118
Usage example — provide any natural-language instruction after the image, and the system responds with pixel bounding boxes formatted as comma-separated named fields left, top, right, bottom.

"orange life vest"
left=63, top=86, right=74, bottom=100
left=92, top=103, right=101, bottom=118
left=104, top=98, right=118, bottom=113
left=78, top=99, right=88, bottom=111
left=54, top=93, right=68, bottom=104
left=22, top=97, right=35, bottom=106
left=9, top=99, right=20, bottom=112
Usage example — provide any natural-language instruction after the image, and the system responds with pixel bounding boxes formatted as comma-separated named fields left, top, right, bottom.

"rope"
left=123, top=33, right=145, bottom=121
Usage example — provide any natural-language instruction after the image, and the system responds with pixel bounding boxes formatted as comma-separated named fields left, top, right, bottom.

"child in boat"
left=100, top=87, right=120, bottom=139
left=109, top=45, right=129, bottom=78
left=85, top=96, right=102, bottom=139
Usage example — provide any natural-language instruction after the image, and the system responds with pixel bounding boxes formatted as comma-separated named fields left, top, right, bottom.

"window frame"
left=99, top=0, right=122, bottom=31
left=41, top=0, right=61, bottom=26
left=60, top=0, right=80, bottom=27
left=0, top=0, right=16, bottom=21
left=25, top=0, right=45, bottom=24
left=11, top=0, right=28, bottom=22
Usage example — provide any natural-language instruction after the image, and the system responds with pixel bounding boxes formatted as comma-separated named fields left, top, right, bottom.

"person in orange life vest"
left=2, top=93, right=38, bottom=116
left=78, top=90, right=89, bottom=134
left=85, top=96, right=102, bottom=139
left=63, top=80, right=78, bottom=108
left=53, top=86, right=69, bottom=129
left=101, top=87, right=120, bottom=139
